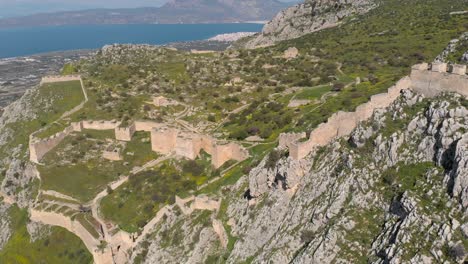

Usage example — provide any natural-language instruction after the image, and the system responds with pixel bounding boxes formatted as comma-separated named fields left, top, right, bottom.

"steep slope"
left=244, top=0, right=377, bottom=48
left=0, top=0, right=291, bottom=28
left=135, top=89, right=468, bottom=263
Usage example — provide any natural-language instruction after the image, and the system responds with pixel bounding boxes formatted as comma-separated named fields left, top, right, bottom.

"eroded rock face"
left=138, top=90, right=468, bottom=263
left=0, top=203, right=12, bottom=251
left=245, top=0, right=377, bottom=48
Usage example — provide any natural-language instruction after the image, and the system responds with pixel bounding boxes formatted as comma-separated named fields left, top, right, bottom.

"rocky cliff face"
left=136, top=90, right=468, bottom=263
left=244, top=0, right=377, bottom=48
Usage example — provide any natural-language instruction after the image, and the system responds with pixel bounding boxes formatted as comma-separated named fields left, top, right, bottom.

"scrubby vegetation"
left=101, top=156, right=216, bottom=233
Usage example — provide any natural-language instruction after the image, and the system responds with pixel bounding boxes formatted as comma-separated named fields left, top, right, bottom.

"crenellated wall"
left=82, top=120, right=120, bottom=130
left=281, top=63, right=467, bottom=160
left=410, top=62, right=467, bottom=97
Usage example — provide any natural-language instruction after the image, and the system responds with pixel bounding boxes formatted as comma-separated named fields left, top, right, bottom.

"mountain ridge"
left=0, top=0, right=293, bottom=28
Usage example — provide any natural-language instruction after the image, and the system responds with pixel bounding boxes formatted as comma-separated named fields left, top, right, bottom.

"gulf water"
left=0, top=23, right=263, bottom=58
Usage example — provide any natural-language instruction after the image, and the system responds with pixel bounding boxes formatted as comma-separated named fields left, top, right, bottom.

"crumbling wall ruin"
left=151, top=127, right=248, bottom=168
left=282, top=63, right=467, bottom=160
left=212, top=142, right=250, bottom=169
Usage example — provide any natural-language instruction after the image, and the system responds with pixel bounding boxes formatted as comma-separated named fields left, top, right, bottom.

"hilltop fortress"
left=30, top=120, right=248, bottom=168
left=280, top=62, right=468, bottom=160
left=30, top=74, right=248, bottom=168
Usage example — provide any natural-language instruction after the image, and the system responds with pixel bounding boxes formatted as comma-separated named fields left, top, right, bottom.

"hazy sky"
left=0, top=0, right=295, bottom=18
left=0, top=0, right=168, bottom=18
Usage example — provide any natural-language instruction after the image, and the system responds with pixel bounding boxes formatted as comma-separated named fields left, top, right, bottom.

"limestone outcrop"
left=244, top=0, right=377, bottom=48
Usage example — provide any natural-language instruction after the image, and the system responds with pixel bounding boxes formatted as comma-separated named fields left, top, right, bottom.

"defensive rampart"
left=282, top=63, right=467, bottom=160
left=30, top=121, right=121, bottom=163
left=30, top=209, right=113, bottom=264
left=40, top=75, right=82, bottom=85
left=212, top=142, right=250, bottom=169
left=29, top=125, right=76, bottom=163
left=151, top=127, right=248, bottom=168
left=82, top=120, right=120, bottom=130
left=410, top=62, right=467, bottom=97
left=115, top=123, right=136, bottom=141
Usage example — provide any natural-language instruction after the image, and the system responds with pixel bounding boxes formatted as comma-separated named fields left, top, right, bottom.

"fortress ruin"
left=280, top=62, right=468, bottom=160
left=30, top=119, right=248, bottom=168
left=150, top=126, right=249, bottom=168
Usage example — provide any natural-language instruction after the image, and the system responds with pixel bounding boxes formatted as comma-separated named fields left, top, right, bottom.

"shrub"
left=332, top=82, right=345, bottom=91
left=265, top=149, right=281, bottom=169
left=300, top=230, right=315, bottom=243
left=182, top=160, right=204, bottom=176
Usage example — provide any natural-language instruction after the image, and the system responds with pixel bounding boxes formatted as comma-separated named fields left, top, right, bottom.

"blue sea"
left=0, top=23, right=263, bottom=59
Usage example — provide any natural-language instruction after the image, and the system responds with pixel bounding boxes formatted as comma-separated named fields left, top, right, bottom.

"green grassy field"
left=38, top=129, right=160, bottom=202
left=295, top=85, right=331, bottom=100
left=0, top=206, right=92, bottom=264
left=34, top=81, right=85, bottom=139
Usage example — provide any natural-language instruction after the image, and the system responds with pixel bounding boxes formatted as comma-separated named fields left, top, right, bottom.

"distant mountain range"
left=0, top=0, right=297, bottom=28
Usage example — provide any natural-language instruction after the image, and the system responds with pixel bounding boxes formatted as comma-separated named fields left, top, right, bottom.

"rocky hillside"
left=0, top=0, right=466, bottom=263
left=243, top=0, right=377, bottom=48
left=0, top=0, right=291, bottom=28
left=134, top=90, right=468, bottom=263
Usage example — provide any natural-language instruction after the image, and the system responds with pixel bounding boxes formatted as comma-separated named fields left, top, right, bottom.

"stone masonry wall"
left=212, top=142, right=250, bottom=169
left=151, top=127, right=247, bottom=168
left=134, top=121, right=162, bottom=132
left=40, top=75, right=81, bottom=85
left=115, top=123, right=136, bottom=142
left=82, top=120, right=120, bottom=130
left=29, top=209, right=112, bottom=264
left=29, top=125, right=75, bottom=163
left=283, top=63, right=466, bottom=160
left=279, top=132, right=306, bottom=149
left=411, top=62, right=467, bottom=97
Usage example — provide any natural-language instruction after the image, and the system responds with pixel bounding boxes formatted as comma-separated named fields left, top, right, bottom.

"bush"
left=300, top=230, right=315, bottom=243
left=265, top=149, right=282, bottom=169
left=229, top=128, right=248, bottom=140
left=332, top=82, right=345, bottom=91
left=182, top=160, right=204, bottom=176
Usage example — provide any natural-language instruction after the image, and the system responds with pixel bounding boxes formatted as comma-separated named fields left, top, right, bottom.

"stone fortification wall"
left=212, top=142, right=250, bottom=169
left=279, top=132, right=306, bottom=149
left=103, top=150, right=123, bottom=161
left=175, top=133, right=203, bottom=160
left=82, top=120, right=120, bottom=130
left=411, top=62, right=467, bottom=97
left=134, top=120, right=162, bottom=132
left=29, top=209, right=112, bottom=264
left=151, top=127, right=178, bottom=154
left=283, top=62, right=467, bottom=160
left=40, top=75, right=81, bottom=85
left=192, top=195, right=221, bottom=211
left=115, top=123, right=136, bottom=141
left=151, top=127, right=247, bottom=168
left=29, top=125, right=75, bottom=163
